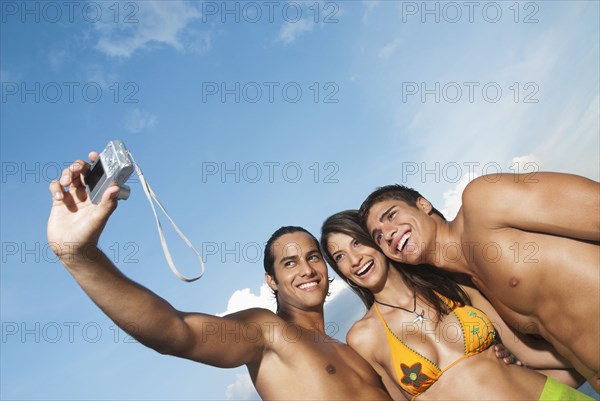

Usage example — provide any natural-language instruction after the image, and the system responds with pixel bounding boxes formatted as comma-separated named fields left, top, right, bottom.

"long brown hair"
left=320, top=210, right=470, bottom=319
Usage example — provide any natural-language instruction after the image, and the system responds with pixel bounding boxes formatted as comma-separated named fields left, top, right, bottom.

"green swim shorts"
left=539, top=377, right=596, bottom=401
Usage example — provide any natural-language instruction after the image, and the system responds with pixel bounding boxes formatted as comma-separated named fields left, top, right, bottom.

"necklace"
left=375, top=292, right=429, bottom=324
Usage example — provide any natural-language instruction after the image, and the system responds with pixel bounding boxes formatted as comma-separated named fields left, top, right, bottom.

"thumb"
left=97, top=185, right=120, bottom=217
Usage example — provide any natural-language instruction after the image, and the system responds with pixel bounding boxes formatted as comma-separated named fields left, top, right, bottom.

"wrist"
left=53, top=242, right=105, bottom=268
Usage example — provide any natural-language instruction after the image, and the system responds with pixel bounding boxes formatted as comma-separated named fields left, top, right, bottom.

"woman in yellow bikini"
left=321, top=210, right=593, bottom=401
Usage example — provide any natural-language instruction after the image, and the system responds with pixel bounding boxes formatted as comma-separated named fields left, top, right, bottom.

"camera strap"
left=130, top=154, right=205, bottom=282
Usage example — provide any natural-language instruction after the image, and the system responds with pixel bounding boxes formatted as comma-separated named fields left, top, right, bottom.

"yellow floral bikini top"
left=373, top=293, right=496, bottom=399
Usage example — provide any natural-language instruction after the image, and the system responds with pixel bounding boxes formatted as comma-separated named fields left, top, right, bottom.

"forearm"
left=61, top=248, right=186, bottom=355
left=501, top=333, right=571, bottom=370
left=535, top=369, right=587, bottom=388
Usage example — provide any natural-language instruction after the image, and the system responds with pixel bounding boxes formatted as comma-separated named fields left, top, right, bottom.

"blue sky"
left=1, top=0, right=599, bottom=399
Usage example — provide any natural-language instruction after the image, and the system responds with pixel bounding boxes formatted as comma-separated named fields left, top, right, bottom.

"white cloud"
left=225, top=373, right=260, bottom=400
left=124, top=108, right=157, bottom=134
left=95, top=1, right=205, bottom=57
left=278, top=19, right=315, bottom=45
left=218, top=277, right=348, bottom=317
left=218, top=284, right=277, bottom=316
left=509, top=154, right=541, bottom=175
left=440, top=173, right=476, bottom=220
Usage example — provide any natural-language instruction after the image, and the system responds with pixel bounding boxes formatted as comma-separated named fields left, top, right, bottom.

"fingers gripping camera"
left=85, top=140, right=135, bottom=204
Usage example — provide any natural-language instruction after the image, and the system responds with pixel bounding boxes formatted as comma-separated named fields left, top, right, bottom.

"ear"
left=417, top=197, right=433, bottom=215
left=265, top=273, right=278, bottom=292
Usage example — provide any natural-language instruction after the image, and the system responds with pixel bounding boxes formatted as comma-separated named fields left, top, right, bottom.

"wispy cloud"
left=95, top=1, right=205, bottom=57
left=84, top=64, right=118, bottom=89
left=378, top=38, right=402, bottom=60
left=0, top=69, right=22, bottom=83
left=536, top=93, right=599, bottom=180
left=124, top=108, right=157, bottom=134
left=440, top=154, right=543, bottom=220
left=362, top=0, right=380, bottom=24
left=49, top=49, right=69, bottom=72
left=386, top=3, right=598, bottom=189
left=278, top=19, right=315, bottom=45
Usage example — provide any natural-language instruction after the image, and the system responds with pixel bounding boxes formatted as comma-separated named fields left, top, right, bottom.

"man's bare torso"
left=459, top=208, right=600, bottom=381
left=247, top=313, right=390, bottom=400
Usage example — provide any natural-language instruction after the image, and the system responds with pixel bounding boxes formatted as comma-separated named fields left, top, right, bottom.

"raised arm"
left=47, top=155, right=266, bottom=368
left=462, top=172, right=600, bottom=242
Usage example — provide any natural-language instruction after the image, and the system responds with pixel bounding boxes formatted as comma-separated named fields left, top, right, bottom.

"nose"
left=299, top=261, right=316, bottom=277
left=348, top=250, right=363, bottom=268
left=382, top=223, right=396, bottom=245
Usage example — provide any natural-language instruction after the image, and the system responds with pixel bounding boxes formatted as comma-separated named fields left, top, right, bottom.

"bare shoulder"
left=347, top=312, right=379, bottom=355
left=461, top=174, right=523, bottom=220
left=462, top=174, right=509, bottom=205
left=462, top=172, right=598, bottom=221
left=463, top=172, right=589, bottom=204
left=219, top=308, right=287, bottom=353
left=220, top=308, right=285, bottom=339
left=222, top=307, right=279, bottom=323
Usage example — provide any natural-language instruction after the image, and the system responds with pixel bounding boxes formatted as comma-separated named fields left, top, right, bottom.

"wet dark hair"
left=320, top=210, right=470, bottom=318
left=264, top=226, right=320, bottom=310
left=358, top=184, right=446, bottom=229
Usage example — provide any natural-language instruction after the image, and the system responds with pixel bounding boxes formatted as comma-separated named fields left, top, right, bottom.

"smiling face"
left=325, top=232, right=390, bottom=291
left=266, top=232, right=329, bottom=312
left=365, top=198, right=436, bottom=265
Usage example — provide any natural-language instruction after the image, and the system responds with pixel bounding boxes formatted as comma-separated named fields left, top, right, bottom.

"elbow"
left=155, top=344, right=174, bottom=356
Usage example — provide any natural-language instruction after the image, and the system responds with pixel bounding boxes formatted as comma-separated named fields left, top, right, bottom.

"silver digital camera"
left=85, top=140, right=135, bottom=204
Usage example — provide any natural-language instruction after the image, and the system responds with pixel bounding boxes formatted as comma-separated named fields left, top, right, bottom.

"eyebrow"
left=306, top=249, right=322, bottom=258
left=379, top=205, right=395, bottom=223
left=279, top=255, right=299, bottom=265
left=370, top=205, right=395, bottom=241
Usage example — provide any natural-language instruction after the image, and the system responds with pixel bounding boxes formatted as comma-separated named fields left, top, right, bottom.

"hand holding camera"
left=47, top=151, right=121, bottom=264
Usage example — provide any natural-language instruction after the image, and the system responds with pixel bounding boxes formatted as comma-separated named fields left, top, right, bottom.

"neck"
left=425, top=214, right=472, bottom=274
left=277, top=305, right=326, bottom=334
left=372, top=264, right=413, bottom=307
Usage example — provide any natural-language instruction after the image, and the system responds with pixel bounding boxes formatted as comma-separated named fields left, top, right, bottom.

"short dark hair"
left=321, top=210, right=470, bottom=318
left=263, top=226, right=320, bottom=310
left=358, top=184, right=446, bottom=230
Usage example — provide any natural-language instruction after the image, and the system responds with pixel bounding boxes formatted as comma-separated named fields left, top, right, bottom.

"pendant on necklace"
left=413, top=310, right=428, bottom=324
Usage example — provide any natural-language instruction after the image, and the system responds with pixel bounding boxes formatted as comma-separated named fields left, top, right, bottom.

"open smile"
left=355, top=260, right=374, bottom=278
left=297, top=280, right=320, bottom=291
left=392, top=230, right=412, bottom=254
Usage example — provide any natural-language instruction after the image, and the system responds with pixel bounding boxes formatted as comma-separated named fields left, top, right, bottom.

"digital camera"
left=85, top=140, right=135, bottom=204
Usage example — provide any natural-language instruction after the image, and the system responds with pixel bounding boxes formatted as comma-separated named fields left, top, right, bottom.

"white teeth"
left=298, top=282, right=318, bottom=290
left=397, top=232, right=411, bottom=252
left=356, top=261, right=373, bottom=276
